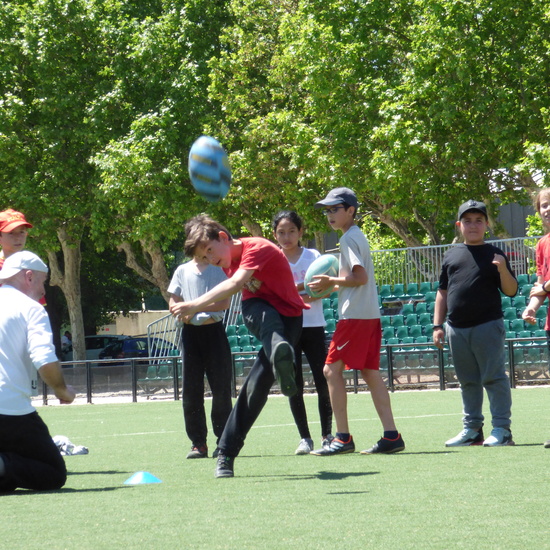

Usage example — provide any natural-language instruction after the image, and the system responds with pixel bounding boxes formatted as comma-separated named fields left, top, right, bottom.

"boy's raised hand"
left=492, top=253, right=506, bottom=271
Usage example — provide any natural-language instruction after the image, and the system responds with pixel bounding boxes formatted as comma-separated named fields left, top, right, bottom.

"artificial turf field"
left=2, top=387, right=549, bottom=550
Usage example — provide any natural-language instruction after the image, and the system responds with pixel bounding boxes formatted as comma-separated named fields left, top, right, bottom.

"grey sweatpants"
left=447, top=318, right=512, bottom=429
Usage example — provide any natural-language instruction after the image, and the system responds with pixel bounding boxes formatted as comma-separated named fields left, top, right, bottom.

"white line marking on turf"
left=252, top=412, right=460, bottom=430
left=91, top=413, right=462, bottom=437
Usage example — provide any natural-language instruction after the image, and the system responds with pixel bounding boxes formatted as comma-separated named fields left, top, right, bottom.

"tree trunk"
left=47, top=228, right=86, bottom=361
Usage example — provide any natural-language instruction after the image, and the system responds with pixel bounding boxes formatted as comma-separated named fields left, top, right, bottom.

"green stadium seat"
left=404, top=283, right=423, bottom=300
left=401, top=303, right=415, bottom=315
left=418, top=282, right=432, bottom=295
left=325, top=319, right=336, bottom=333
left=413, top=336, right=431, bottom=351
left=238, top=334, right=252, bottom=347
left=391, top=283, right=405, bottom=300
left=381, top=316, right=392, bottom=328
left=517, top=330, right=533, bottom=345
left=510, top=319, right=525, bottom=333
left=324, top=308, right=335, bottom=320
left=237, top=324, right=249, bottom=336
left=405, top=314, right=418, bottom=327
left=391, top=315, right=404, bottom=327
left=395, top=326, right=408, bottom=340
left=415, top=302, right=427, bottom=315
left=424, top=291, right=436, bottom=303
left=513, top=296, right=527, bottom=309
left=226, top=325, right=237, bottom=337
left=500, top=296, right=512, bottom=309
left=504, top=307, right=518, bottom=321
left=517, top=274, right=530, bottom=287
left=533, top=330, right=546, bottom=339
left=378, top=285, right=392, bottom=299
left=157, top=365, right=172, bottom=380
left=505, top=331, right=516, bottom=340
left=386, top=337, right=399, bottom=346
left=382, top=326, right=395, bottom=340
left=408, top=325, right=423, bottom=339
left=418, top=313, right=432, bottom=327
left=227, top=336, right=239, bottom=348
left=536, top=306, right=547, bottom=320
left=520, top=284, right=533, bottom=297
left=400, top=337, right=414, bottom=348
left=513, top=348, right=526, bottom=365
left=530, top=273, right=538, bottom=284
left=144, top=365, right=157, bottom=380
left=427, top=302, right=435, bottom=314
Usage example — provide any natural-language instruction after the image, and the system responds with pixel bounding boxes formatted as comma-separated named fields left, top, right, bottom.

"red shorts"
left=326, top=318, right=381, bottom=371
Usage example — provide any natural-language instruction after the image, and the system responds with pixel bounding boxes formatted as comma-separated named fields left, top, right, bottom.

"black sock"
left=336, top=432, right=351, bottom=442
left=384, top=431, right=399, bottom=440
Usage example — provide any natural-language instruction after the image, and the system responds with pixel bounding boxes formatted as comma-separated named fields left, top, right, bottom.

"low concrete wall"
left=99, top=310, right=170, bottom=337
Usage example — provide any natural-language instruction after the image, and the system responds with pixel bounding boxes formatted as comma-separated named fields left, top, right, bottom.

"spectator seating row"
left=226, top=279, right=548, bottom=356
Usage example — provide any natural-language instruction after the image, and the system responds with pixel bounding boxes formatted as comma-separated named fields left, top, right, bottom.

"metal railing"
left=371, top=236, right=540, bottom=286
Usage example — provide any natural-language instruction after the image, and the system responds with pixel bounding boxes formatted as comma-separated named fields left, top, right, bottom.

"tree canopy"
left=2, top=0, right=550, bottom=355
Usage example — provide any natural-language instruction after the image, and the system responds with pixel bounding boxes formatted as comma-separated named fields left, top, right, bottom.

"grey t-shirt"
left=338, top=225, right=380, bottom=320
left=167, top=261, right=228, bottom=325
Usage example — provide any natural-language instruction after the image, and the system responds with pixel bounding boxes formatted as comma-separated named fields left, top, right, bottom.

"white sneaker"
left=445, top=428, right=484, bottom=447
left=483, top=427, right=515, bottom=446
left=295, top=438, right=314, bottom=455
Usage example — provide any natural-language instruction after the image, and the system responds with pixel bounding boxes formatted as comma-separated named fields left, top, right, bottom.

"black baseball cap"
left=315, top=187, right=358, bottom=209
left=457, top=200, right=487, bottom=221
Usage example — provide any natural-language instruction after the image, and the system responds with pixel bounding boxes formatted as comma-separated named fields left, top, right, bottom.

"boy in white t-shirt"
left=308, top=188, right=405, bottom=456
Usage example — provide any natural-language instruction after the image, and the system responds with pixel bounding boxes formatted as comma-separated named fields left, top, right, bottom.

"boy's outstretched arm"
left=170, top=268, right=254, bottom=319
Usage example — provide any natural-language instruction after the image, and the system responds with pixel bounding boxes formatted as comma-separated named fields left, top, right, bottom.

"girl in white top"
left=272, top=211, right=333, bottom=454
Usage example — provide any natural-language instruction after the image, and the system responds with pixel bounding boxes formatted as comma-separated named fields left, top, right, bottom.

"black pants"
left=218, top=298, right=303, bottom=457
left=289, top=326, right=332, bottom=439
left=0, top=412, right=66, bottom=492
left=181, top=322, right=233, bottom=447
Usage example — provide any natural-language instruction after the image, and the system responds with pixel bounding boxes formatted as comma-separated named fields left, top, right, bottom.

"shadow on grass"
left=67, top=470, right=131, bottom=476
left=4, top=485, right=133, bottom=496
left=245, top=470, right=379, bottom=481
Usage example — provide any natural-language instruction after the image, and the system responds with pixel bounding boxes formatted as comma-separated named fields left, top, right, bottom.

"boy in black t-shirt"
left=433, top=200, right=518, bottom=447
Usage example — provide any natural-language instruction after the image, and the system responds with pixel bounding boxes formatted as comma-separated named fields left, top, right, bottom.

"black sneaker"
left=360, top=435, right=405, bottom=454
left=215, top=454, right=234, bottom=478
left=310, top=436, right=355, bottom=455
left=186, top=445, right=208, bottom=459
left=212, top=447, right=220, bottom=459
left=272, top=342, right=297, bottom=397
left=544, top=440, right=550, bottom=449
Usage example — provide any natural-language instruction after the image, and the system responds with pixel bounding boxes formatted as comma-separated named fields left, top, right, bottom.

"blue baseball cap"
left=315, top=187, right=358, bottom=209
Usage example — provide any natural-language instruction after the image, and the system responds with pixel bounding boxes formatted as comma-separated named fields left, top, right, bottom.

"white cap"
left=0, top=251, right=48, bottom=281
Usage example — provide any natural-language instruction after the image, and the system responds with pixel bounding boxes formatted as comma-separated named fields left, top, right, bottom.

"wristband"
left=543, top=281, right=550, bottom=294
left=432, top=324, right=444, bottom=330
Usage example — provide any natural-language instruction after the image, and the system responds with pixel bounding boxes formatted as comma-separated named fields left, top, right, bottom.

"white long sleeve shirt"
left=0, top=285, right=58, bottom=415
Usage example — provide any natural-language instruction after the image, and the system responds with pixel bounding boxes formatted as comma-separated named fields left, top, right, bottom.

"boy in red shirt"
left=172, top=214, right=308, bottom=478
